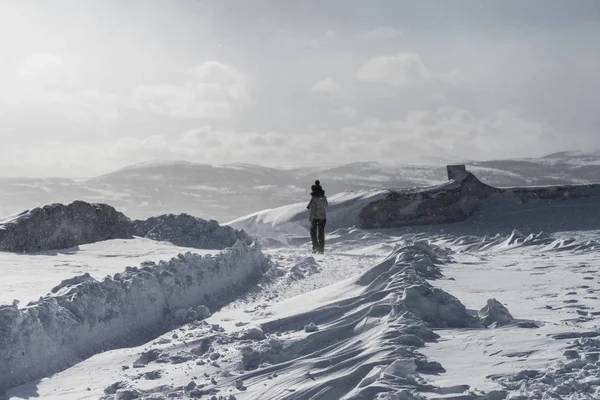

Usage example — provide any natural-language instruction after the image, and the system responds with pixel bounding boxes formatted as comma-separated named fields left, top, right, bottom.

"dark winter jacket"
left=308, top=193, right=328, bottom=221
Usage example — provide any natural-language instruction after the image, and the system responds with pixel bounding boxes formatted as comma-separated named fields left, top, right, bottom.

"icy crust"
left=132, top=213, right=251, bottom=250
left=0, top=201, right=131, bottom=252
left=0, top=241, right=268, bottom=393
left=0, top=201, right=250, bottom=253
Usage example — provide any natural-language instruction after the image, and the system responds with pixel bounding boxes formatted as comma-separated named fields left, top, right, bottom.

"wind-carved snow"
left=85, top=241, right=481, bottom=399
left=0, top=240, right=269, bottom=393
left=6, top=229, right=600, bottom=399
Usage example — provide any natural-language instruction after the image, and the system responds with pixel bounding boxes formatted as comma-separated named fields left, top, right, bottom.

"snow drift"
left=221, top=242, right=481, bottom=399
left=227, top=189, right=389, bottom=239
left=0, top=240, right=268, bottom=393
left=0, top=201, right=250, bottom=253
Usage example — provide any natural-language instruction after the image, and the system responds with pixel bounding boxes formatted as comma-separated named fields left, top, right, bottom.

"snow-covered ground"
left=0, top=238, right=212, bottom=305
left=4, top=225, right=600, bottom=399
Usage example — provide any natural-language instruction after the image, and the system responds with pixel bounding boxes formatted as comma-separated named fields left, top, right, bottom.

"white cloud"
left=132, top=61, right=250, bottom=119
left=356, top=106, right=550, bottom=161
left=357, top=53, right=459, bottom=87
left=334, top=106, right=358, bottom=118
left=0, top=53, right=119, bottom=122
left=16, top=53, right=80, bottom=86
left=311, top=77, right=347, bottom=99
left=357, top=27, right=403, bottom=41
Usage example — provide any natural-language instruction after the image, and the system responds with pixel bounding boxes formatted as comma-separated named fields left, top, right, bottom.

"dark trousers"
left=310, top=219, right=326, bottom=252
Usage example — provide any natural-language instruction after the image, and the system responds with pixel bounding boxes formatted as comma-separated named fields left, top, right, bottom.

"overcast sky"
left=0, top=0, right=599, bottom=177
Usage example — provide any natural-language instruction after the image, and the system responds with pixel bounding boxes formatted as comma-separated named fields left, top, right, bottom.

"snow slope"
left=227, top=189, right=388, bottom=240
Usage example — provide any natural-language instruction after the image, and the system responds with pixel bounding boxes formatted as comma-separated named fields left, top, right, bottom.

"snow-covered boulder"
left=132, top=213, right=251, bottom=249
left=479, top=298, right=514, bottom=327
left=0, top=201, right=131, bottom=253
left=0, top=241, right=268, bottom=392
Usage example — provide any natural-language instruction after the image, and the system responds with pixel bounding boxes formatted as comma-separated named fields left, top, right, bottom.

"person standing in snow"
left=307, top=180, right=328, bottom=253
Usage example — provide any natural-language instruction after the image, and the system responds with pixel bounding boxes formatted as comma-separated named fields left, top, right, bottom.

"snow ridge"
left=218, top=242, right=480, bottom=399
left=0, top=241, right=268, bottom=393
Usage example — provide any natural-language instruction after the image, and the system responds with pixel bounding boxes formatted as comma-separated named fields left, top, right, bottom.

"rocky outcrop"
left=0, top=240, right=268, bottom=392
left=0, top=201, right=131, bottom=253
left=358, top=165, right=600, bottom=230
left=0, top=202, right=251, bottom=253
left=359, top=172, right=498, bottom=229
left=132, top=213, right=250, bottom=249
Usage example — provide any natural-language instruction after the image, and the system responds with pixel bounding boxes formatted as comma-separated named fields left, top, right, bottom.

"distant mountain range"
left=1, top=150, right=600, bottom=223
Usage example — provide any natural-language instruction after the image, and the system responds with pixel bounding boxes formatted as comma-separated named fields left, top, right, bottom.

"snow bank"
left=0, top=201, right=130, bottom=252
left=0, top=201, right=250, bottom=253
left=132, top=213, right=251, bottom=249
left=0, top=240, right=268, bottom=393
